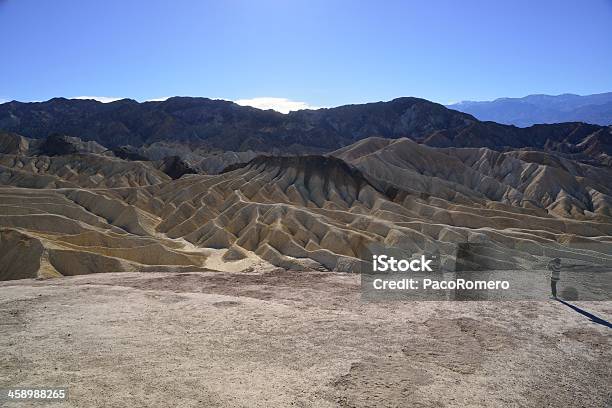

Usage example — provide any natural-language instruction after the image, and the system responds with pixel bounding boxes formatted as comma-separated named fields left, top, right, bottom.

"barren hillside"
left=1, top=132, right=611, bottom=280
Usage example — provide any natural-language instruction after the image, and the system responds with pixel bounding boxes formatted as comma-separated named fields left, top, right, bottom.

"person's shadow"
left=556, top=299, right=612, bottom=329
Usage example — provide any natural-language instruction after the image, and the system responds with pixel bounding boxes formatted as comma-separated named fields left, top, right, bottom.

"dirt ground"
left=0, top=270, right=610, bottom=407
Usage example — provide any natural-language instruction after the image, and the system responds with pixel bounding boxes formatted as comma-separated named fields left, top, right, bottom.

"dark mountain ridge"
left=0, top=97, right=610, bottom=161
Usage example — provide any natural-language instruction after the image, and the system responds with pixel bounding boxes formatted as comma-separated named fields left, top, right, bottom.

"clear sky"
left=1, top=0, right=611, bottom=111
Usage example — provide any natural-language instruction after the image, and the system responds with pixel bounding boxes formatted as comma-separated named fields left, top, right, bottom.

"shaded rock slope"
left=1, top=97, right=610, bottom=164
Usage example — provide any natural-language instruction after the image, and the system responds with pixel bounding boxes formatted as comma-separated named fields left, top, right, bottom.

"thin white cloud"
left=72, top=96, right=123, bottom=103
left=145, top=96, right=171, bottom=102
left=60, top=95, right=323, bottom=113
left=234, top=97, right=322, bottom=114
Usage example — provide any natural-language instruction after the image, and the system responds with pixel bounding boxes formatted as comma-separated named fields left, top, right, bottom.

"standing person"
left=547, top=258, right=561, bottom=299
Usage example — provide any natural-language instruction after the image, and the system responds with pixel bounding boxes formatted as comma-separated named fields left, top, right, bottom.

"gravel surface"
left=1, top=271, right=610, bottom=407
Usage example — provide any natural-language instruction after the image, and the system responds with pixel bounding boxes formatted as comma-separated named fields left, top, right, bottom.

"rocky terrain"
left=0, top=271, right=610, bottom=407
left=333, top=137, right=612, bottom=219
left=0, top=97, right=610, bottom=407
left=134, top=141, right=258, bottom=174
left=1, top=128, right=611, bottom=280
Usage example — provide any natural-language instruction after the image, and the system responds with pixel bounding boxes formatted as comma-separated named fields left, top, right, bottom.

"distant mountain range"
left=1, top=97, right=611, bottom=163
left=448, top=92, right=612, bottom=127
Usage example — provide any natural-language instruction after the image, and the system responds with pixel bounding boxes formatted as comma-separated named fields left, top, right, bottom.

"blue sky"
left=1, top=0, right=611, bottom=111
